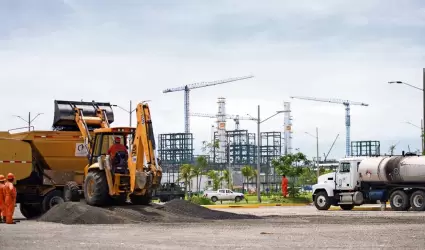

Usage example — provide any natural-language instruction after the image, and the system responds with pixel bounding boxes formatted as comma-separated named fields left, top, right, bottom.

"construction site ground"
left=1, top=202, right=425, bottom=249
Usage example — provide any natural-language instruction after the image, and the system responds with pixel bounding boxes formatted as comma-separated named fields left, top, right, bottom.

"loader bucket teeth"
left=53, top=100, right=114, bottom=130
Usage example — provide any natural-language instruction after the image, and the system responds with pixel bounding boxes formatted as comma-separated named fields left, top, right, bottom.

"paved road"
left=1, top=204, right=425, bottom=249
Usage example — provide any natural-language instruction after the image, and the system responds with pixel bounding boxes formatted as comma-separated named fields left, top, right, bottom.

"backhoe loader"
left=66, top=101, right=162, bottom=206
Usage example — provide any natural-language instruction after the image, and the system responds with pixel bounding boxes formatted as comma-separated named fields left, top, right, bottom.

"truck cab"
left=312, top=157, right=365, bottom=210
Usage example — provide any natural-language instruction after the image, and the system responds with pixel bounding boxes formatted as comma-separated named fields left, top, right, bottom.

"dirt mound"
left=38, top=202, right=136, bottom=225
left=37, top=200, right=259, bottom=225
left=163, top=199, right=259, bottom=220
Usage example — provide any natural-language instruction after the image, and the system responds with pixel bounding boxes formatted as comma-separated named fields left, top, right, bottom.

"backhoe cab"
left=70, top=102, right=162, bottom=206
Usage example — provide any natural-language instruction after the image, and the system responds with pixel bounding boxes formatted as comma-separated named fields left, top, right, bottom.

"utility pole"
left=257, top=105, right=261, bottom=203
left=14, top=112, right=43, bottom=131
left=316, top=127, right=320, bottom=177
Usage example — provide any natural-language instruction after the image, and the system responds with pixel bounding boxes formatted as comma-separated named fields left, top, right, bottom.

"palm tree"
left=207, top=170, right=223, bottom=190
left=195, top=156, right=208, bottom=193
left=241, top=166, right=254, bottom=192
left=222, top=169, right=232, bottom=189
left=178, top=164, right=193, bottom=198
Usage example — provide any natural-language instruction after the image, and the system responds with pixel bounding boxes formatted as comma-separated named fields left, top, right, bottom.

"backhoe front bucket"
left=52, top=100, right=114, bottom=130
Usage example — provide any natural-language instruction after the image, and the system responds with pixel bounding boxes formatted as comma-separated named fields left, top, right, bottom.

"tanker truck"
left=0, top=100, right=114, bottom=218
left=312, top=153, right=425, bottom=211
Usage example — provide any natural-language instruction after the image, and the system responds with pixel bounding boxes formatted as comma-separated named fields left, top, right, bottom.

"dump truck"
left=0, top=100, right=114, bottom=218
left=312, top=152, right=425, bottom=211
left=68, top=101, right=163, bottom=206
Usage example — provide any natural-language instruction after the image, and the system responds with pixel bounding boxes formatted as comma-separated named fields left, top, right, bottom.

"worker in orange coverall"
left=3, top=173, right=17, bottom=224
left=281, top=175, right=288, bottom=198
left=0, top=174, right=5, bottom=223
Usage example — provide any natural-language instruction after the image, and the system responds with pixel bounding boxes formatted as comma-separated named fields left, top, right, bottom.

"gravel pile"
left=38, top=202, right=135, bottom=225
left=37, top=200, right=259, bottom=225
left=162, top=199, right=259, bottom=220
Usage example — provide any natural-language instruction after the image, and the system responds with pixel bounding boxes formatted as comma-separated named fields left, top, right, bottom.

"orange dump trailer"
left=0, top=100, right=114, bottom=218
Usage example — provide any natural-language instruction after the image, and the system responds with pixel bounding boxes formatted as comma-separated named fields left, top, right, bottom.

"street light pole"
left=257, top=105, right=261, bottom=203
left=248, top=106, right=285, bottom=203
left=388, top=69, right=425, bottom=154
left=14, top=112, right=43, bottom=131
left=112, top=100, right=137, bottom=152
left=305, top=128, right=320, bottom=178
left=405, top=121, right=424, bottom=153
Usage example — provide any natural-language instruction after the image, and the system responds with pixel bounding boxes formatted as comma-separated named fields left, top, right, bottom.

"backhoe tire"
left=42, top=190, right=65, bottom=213
left=19, top=203, right=43, bottom=219
left=64, top=181, right=80, bottom=202
left=130, top=192, right=152, bottom=205
left=84, top=170, right=111, bottom=206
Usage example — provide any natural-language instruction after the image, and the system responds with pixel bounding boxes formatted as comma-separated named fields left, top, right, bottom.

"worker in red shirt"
left=107, top=137, right=127, bottom=160
left=0, top=174, right=5, bottom=223
left=281, top=175, right=288, bottom=198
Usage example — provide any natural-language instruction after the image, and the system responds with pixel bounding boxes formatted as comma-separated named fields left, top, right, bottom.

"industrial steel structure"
left=157, top=133, right=194, bottom=171
left=350, top=140, right=380, bottom=157
left=162, top=75, right=254, bottom=133
left=290, top=95, right=369, bottom=156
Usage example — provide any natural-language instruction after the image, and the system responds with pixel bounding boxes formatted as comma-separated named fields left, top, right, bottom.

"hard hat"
left=0, top=175, right=4, bottom=182
left=115, top=137, right=121, bottom=143
left=7, top=173, right=14, bottom=180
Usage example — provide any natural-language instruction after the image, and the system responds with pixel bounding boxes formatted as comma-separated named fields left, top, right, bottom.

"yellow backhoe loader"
left=67, top=101, right=162, bottom=206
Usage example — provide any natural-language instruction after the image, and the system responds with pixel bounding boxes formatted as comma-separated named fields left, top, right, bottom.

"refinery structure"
left=158, top=75, right=296, bottom=188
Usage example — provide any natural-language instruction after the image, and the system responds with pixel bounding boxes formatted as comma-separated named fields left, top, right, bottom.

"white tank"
left=358, top=155, right=425, bottom=183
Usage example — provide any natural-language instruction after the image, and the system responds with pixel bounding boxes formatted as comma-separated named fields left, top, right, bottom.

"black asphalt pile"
left=162, top=199, right=259, bottom=220
left=37, top=200, right=260, bottom=225
left=38, top=202, right=135, bottom=225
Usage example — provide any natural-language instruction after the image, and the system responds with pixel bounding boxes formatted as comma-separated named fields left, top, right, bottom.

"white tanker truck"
left=312, top=153, right=425, bottom=211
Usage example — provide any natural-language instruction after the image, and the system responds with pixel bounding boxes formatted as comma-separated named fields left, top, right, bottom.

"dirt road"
left=0, top=204, right=424, bottom=249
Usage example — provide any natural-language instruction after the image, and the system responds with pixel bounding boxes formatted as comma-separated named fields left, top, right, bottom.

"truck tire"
left=314, top=191, right=331, bottom=210
left=211, top=196, right=218, bottom=202
left=42, top=190, right=65, bottom=213
left=340, top=204, right=354, bottom=210
left=410, top=190, right=425, bottom=211
left=64, top=181, right=80, bottom=202
left=389, top=190, right=410, bottom=211
left=19, top=203, right=42, bottom=219
left=130, top=192, right=152, bottom=205
left=84, top=170, right=111, bottom=206
left=235, top=196, right=242, bottom=202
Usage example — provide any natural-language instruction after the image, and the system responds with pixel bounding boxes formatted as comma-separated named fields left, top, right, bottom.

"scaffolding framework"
left=158, top=133, right=194, bottom=171
left=213, top=130, right=257, bottom=166
left=261, top=131, right=282, bottom=165
left=351, top=140, right=380, bottom=157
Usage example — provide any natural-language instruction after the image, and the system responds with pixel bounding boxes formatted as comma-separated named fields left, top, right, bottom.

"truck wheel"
left=410, top=190, right=425, bottom=211
left=390, top=190, right=410, bottom=211
left=84, top=170, right=111, bottom=206
left=314, top=191, right=331, bottom=210
left=64, top=181, right=80, bottom=202
left=211, top=196, right=218, bottom=202
left=42, top=190, right=65, bottom=213
left=340, top=204, right=354, bottom=210
left=235, top=196, right=242, bottom=202
left=19, top=203, right=42, bottom=219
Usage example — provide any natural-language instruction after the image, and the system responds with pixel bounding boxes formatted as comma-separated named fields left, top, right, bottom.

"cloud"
left=0, top=0, right=424, bottom=160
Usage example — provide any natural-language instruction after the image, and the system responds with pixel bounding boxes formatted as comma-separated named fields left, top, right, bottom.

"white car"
left=203, top=189, right=244, bottom=202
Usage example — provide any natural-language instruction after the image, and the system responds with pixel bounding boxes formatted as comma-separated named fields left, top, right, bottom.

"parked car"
left=203, top=188, right=244, bottom=202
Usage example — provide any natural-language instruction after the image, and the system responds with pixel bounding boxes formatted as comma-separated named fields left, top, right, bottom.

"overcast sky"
left=1, top=0, right=425, bottom=160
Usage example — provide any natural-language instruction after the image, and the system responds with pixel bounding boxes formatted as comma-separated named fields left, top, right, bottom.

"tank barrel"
left=53, top=100, right=114, bottom=130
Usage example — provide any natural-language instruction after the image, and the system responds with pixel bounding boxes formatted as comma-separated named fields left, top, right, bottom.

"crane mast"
left=162, top=75, right=254, bottom=133
left=290, top=96, right=369, bottom=157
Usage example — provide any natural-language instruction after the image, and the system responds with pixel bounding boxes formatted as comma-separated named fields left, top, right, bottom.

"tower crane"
left=290, top=96, right=369, bottom=156
left=162, top=75, right=254, bottom=133
left=190, top=112, right=256, bottom=130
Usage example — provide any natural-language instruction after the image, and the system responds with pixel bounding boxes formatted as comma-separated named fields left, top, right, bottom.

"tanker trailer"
left=312, top=154, right=425, bottom=211
left=0, top=100, right=114, bottom=219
